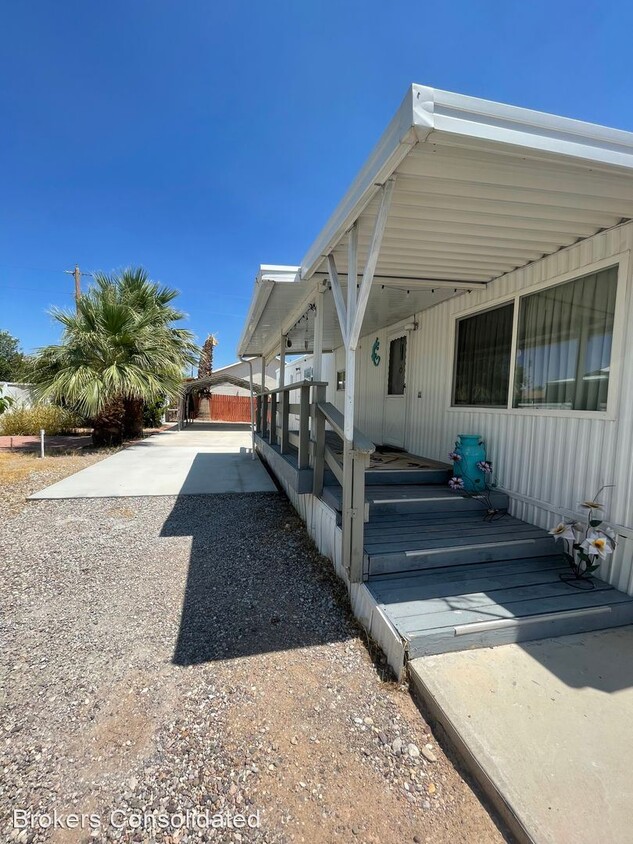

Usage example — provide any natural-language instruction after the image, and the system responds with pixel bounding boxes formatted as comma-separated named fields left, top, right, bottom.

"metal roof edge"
left=237, top=264, right=300, bottom=356
left=300, top=84, right=430, bottom=279
left=430, top=87, right=633, bottom=168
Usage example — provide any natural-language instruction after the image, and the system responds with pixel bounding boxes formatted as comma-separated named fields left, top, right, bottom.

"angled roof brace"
left=328, top=253, right=348, bottom=346
left=349, top=178, right=395, bottom=351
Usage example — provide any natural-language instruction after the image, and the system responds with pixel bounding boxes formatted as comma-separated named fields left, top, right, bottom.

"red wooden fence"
left=209, top=394, right=252, bottom=423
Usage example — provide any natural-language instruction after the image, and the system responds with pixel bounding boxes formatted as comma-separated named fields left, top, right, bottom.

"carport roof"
left=238, top=84, right=633, bottom=358
left=182, top=373, right=265, bottom=394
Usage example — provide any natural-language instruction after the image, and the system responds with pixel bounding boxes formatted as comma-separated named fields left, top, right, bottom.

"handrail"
left=316, top=401, right=375, bottom=454
left=266, top=379, right=328, bottom=396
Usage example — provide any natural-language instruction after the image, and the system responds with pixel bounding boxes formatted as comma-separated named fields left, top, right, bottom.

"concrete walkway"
left=410, top=627, right=633, bottom=844
left=30, top=423, right=276, bottom=498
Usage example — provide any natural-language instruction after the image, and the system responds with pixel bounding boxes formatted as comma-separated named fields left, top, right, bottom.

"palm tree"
left=28, top=268, right=198, bottom=445
left=197, top=334, right=218, bottom=378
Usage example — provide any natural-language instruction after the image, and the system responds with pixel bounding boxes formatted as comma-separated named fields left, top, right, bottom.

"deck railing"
left=255, top=380, right=374, bottom=583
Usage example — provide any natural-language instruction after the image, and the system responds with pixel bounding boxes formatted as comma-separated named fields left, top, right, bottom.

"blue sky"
left=1, top=1, right=632, bottom=368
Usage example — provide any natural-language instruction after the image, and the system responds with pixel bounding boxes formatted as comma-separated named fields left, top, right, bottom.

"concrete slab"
left=409, top=627, right=633, bottom=844
left=30, top=425, right=276, bottom=498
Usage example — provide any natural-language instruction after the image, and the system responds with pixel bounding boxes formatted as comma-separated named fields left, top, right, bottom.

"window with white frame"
left=452, top=265, right=619, bottom=412
left=514, top=266, right=617, bottom=411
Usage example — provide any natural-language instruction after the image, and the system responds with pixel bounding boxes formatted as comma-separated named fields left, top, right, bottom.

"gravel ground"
left=1, top=479, right=506, bottom=843
left=0, top=450, right=118, bottom=516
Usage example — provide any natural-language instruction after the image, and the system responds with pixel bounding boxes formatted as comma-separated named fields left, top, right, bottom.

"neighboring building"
left=281, top=353, right=337, bottom=429
left=0, top=382, right=33, bottom=406
left=237, top=84, right=633, bottom=678
left=208, top=359, right=277, bottom=396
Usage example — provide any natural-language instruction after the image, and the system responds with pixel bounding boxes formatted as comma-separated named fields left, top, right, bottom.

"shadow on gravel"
left=162, top=492, right=353, bottom=665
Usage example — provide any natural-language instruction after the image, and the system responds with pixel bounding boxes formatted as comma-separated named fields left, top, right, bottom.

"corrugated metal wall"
left=347, top=221, right=633, bottom=594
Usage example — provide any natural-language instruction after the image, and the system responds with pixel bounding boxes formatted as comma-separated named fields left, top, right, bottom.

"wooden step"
left=366, top=558, right=633, bottom=658
left=407, top=593, right=633, bottom=658
left=366, top=485, right=509, bottom=517
left=364, top=468, right=452, bottom=486
left=322, top=483, right=509, bottom=519
left=365, top=514, right=553, bottom=577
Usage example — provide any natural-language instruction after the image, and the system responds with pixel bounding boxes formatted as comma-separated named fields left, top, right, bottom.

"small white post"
left=40, top=428, right=45, bottom=459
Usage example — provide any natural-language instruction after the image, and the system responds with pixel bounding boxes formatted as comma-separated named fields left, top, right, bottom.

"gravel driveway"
left=1, top=486, right=504, bottom=843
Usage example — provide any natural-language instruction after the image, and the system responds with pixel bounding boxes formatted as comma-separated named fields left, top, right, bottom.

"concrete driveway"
left=30, top=423, right=276, bottom=498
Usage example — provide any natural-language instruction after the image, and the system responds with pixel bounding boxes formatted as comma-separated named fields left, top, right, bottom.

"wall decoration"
left=371, top=338, right=381, bottom=367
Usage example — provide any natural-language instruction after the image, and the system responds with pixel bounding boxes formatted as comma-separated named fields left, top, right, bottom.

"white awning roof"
left=238, top=84, right=633, bottom=358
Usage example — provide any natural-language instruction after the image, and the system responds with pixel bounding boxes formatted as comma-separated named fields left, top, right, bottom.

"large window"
left=451, top=265, right=619, bottom=413
left=514, top=266, right=617, bottom=411
left=453, top=303, right=514, bottom=406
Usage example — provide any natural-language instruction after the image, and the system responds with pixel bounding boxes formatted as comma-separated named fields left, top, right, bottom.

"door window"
left=387, top=336, right=407, bottom=395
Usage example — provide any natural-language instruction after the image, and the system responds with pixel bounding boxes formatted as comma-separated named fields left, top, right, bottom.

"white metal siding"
left=344, top=222, right=633, bottom=593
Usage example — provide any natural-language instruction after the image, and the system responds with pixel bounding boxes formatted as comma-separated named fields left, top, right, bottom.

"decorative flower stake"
left=447, top=454, right=505, bottom=521
left=550, top=485, right=616, bottom=589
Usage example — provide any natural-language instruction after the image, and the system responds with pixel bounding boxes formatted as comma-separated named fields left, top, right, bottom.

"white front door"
left=383, top=332, right=408, bottom=448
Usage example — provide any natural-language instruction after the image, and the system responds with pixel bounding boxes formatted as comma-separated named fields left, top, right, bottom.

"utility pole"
left=64, top=264, right=92, bottom=310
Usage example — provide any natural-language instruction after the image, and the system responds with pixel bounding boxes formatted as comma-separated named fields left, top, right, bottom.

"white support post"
left=342, top=223, right=359, bottom=578
left=259, top=355, right=267, bottom=432
left=279, top=331, right=286, bottom=390
left=312, top=288, right=324, bottom=382
left=311, top=288, right=325, bottom=453
left=279, top=333, right=288, bottom=452
left=349, top=179, right=395, bottom=351
left=344, top=223, right=358, bottom=442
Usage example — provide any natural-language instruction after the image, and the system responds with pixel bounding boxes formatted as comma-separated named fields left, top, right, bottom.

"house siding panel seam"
left=345, top=221, right=633, bottom=594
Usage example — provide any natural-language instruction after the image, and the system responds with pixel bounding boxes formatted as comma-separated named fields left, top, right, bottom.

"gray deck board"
left=368, top=536, right=555, bottom=576
left=368, top=556, right=565, bottom=587
left=366, top=510, right=492, bottom=527
left=364, top=528, right=547, bottom=555
left=364, top=519, right=546, bottom=550
left=406, top=601, right=633, bottom=658
left=369, top=562, right=569, bottom=604
left=402, top=588, right=633, bottom=635
left=385, top=579, right=617, bottom=625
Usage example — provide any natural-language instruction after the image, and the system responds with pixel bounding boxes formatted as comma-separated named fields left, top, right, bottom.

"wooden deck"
left=253, top=394, right=633, bottom=662
left=321, top=472, right=633, bottom=658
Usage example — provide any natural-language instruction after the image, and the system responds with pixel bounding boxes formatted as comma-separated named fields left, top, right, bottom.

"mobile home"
left=237, top=85, right=633, bottom=675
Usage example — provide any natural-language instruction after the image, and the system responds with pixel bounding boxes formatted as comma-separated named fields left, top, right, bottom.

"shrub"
left=0, top=404, right=83, bottom=436
left=143, top=398, right=165, bottom=429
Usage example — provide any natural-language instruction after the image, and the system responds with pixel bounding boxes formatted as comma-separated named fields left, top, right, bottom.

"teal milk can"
left=453, top=434, right=486, bottom=492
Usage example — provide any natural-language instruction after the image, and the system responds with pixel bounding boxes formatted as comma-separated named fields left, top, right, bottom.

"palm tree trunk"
left=122, top=397, right=145, bottom=440
left=92, top=397, right=125, bottom=447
